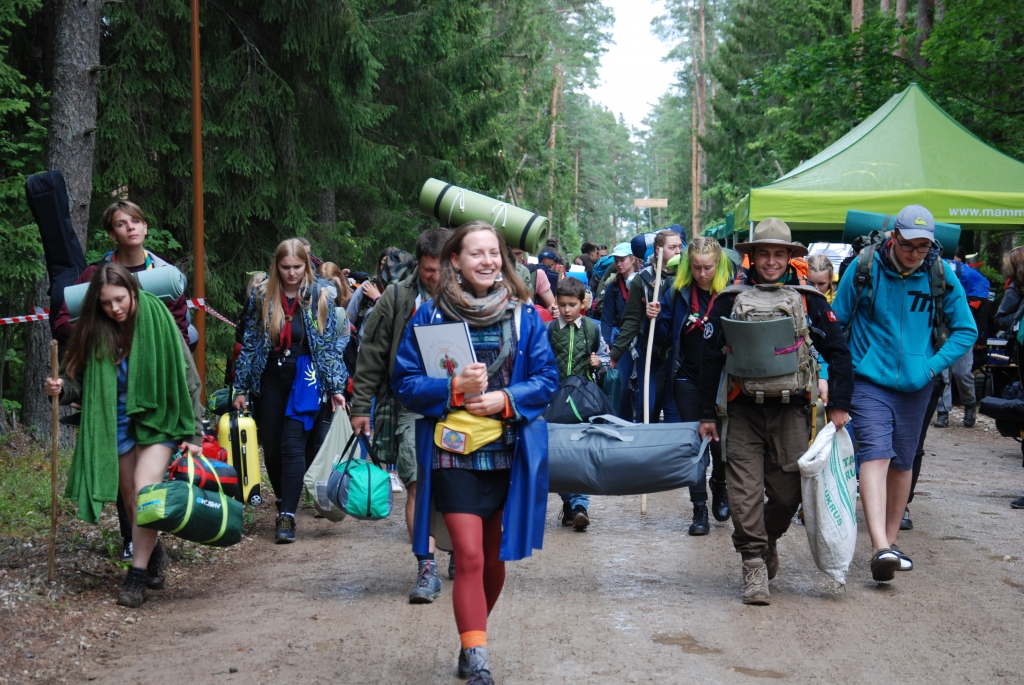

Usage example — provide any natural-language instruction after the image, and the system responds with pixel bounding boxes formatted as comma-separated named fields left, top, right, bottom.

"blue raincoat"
left=391, top=301, right=559, bottom=561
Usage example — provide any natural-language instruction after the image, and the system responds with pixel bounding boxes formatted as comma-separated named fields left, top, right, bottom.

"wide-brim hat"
left=735, top=218, right=808, bottom=258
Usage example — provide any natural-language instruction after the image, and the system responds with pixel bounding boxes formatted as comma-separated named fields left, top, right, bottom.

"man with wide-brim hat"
left=734, top=217, right=809, bottom=259
left=696, top=217, right=854, bottom=605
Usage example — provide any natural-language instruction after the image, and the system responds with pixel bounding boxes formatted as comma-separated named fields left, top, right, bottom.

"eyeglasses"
left=893, top=234, right=934, bottom=255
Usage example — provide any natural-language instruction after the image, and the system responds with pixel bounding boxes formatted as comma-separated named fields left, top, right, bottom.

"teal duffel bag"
left=137, top=452, right=243, bottom=547
left=326, top=434, right=393, bottom=521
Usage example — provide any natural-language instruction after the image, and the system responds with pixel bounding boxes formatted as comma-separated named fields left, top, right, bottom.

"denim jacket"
left=233, top=287, right=348, bottom=397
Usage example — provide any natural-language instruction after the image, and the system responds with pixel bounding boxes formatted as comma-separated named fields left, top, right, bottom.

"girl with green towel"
left=46, top=263, right=204, bottom=608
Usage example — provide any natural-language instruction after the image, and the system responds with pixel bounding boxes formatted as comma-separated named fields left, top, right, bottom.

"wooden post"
left=48, top=340, right=59, bottom=582
left=640, top=248, right=665, bottom=515
left=190, top=0, right=206, bottom=402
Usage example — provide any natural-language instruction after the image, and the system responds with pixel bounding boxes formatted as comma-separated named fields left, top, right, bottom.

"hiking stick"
left=48, top=340, right=58, bottom=583
left=641, top=248, right=665, bottom=516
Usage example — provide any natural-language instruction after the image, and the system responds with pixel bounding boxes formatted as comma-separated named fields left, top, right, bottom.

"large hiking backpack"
left=720, top=283, right=819, bottom=403
left=846, top=236, right=950, bottom=351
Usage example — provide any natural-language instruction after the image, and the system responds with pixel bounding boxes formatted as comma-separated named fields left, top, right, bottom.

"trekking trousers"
left=724, top=402, right=808, bottom=560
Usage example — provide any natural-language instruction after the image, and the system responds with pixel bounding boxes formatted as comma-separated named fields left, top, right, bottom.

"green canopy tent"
left=748, top=84, right=1024, bottom=234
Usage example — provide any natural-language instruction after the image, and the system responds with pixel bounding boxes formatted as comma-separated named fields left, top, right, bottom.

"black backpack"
left=543, top=318, right=612, bottom=423
left=25, top=170, right=87, bottom=331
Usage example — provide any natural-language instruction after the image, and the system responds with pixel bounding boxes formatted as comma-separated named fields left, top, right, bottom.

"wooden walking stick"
left=641, top=248, right=666, bottom=516
left=48, top=339, right=59, bottom=583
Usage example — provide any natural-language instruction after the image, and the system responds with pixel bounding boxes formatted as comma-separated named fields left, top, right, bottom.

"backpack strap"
left=844, top=242, right=879, bottom=340
left=929, top=258, right=951, bottom=350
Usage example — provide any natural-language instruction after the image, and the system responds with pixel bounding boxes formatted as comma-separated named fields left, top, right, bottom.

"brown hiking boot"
left=764, top=540, right=779, bottom=581
left=742, top=558, right=770, bottom=605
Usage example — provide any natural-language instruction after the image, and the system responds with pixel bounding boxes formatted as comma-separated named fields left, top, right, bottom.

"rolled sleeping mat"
left=844, top=210, right=960, bottom=257
left=419, top=178, right=549, bottom=255
left=64, top=265, right=188, bottom=320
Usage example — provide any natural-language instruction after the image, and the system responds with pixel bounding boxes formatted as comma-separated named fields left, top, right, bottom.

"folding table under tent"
left=745, top=83, right=1024, bottom=235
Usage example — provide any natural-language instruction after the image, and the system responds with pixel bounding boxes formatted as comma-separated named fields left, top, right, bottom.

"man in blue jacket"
left=833, top=205, right=977, bottom=583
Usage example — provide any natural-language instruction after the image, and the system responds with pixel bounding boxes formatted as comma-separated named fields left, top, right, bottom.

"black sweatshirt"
left=696, top=267, right=854, bottom=422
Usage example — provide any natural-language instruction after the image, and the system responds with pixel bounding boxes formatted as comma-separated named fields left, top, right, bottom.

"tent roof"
left=749, top=84, right=1024, bottom=231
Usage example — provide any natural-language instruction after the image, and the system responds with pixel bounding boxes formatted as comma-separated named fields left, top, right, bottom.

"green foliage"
left=0, top=446, right=73, bottom=537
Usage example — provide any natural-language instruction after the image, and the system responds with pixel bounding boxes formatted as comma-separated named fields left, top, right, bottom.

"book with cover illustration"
left=412, top=320, right=478, bottom=382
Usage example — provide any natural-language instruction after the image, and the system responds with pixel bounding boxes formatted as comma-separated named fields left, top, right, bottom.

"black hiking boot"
left=688, top=504, right=710, bottom=536
left=934, top=411, right=949, bottom=428
left=572, top=505, right=590, bottom=531
left=145, top=539, right=169, bottom=589
left=561, top=501, right=574, bottom=526
left=710, top=478, right=730, bottom=522
left=117, top=567, right=147, bottom=608
left=963, top=406, right=976, bottom=427
left=275, top=514, right=296, bottom=544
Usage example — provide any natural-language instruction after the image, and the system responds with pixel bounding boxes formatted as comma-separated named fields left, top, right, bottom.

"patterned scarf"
left=437, top=283, right=517, bottom=328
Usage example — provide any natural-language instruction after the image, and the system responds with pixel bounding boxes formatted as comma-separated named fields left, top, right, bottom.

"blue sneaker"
left=408, top=560, right=441, bottom=604
left=462, top=647, right=493, bottom=685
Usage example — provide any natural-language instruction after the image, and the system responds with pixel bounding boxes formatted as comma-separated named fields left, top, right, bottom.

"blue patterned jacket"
left=233, top=286, right=348, bottom=397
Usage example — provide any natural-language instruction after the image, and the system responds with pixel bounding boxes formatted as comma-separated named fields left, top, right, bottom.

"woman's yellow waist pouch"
left=434, top=410, right=504, bottom=455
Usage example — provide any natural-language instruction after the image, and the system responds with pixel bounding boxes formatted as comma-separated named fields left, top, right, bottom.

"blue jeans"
left=560, top=493, right=590, bottom=509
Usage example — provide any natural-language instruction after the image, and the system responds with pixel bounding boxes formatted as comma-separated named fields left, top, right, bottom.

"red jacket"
left=52, top=251, right=190, bottom=344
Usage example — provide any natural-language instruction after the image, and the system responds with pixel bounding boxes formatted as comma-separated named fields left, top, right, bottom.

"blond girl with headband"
left=650, top=237, right=733, bottom=535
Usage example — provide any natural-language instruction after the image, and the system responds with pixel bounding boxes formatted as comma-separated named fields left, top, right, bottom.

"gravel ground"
left=4, top=406, right=1024, bottom=684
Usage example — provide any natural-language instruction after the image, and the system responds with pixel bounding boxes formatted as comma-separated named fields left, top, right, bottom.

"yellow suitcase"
left=218, top=410, right=262, bottom=506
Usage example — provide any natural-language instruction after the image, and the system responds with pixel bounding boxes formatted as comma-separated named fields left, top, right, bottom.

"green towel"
left=65, top=290, right=196, bottom=524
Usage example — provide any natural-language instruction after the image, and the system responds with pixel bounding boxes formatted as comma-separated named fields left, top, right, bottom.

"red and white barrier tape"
left=0, top=311, right=49, bottom=326
left=186, top=298, right=236, bottom=328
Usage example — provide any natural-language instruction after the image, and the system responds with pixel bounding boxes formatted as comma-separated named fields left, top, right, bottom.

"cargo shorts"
left=396, top=407, right=422, bottom=487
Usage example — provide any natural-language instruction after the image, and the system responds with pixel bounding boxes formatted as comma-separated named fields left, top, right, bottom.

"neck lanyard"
left=685, top=285, right=715, bottom=334
left=111, top=249, right=152, bottom=270
left=276, top=294, right=300, bottom=352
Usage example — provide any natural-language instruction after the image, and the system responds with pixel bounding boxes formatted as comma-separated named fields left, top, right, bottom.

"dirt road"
left=65, top=410, right=1024, bottom=683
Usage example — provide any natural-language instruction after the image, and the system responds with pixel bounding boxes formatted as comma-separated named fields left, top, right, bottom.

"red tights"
left=443, top=510, right=505, bottom=633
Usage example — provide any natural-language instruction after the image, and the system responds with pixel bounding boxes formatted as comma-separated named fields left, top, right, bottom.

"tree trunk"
left=23, top=0, right=104, bottom=437
left=548, top=62, right=561, bottom=227
left=915, top=0, right=934, bottom=68
left=896, top=0, right=907, bottom=25
left=880, top=0, right=890, bottom=11
left=852, top=0, right=864, bottom=30
left=318, top=188, right=336, bottom=225
left=46, top=0, right=104, bottom=248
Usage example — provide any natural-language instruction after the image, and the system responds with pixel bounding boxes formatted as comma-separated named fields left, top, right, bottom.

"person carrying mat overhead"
left=697, top=218, right=854, bottom=605
left=45, top=263, right=204, bottom=608
left=392, top=221, right=559, bottom=685
left=233, top=239, right=348, bottom=544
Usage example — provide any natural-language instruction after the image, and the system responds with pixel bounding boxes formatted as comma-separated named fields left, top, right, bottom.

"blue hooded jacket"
left=832, top=243, right=977, bottom=393
left=391, top=301, right=559, bottom=562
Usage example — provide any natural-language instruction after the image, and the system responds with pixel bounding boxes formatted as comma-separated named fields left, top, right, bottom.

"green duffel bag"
left=137, top=452, right=243, bottom=547
left=326, top=434, right=393, bottom=521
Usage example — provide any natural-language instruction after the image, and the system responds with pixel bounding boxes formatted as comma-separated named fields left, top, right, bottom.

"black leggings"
left=674, top=378, right=725, bottom=505
left=254, top=359, right=310, bottom=516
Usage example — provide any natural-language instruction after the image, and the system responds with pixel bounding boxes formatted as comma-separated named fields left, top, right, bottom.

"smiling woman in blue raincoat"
left=392, top=221, right=558, bottom=685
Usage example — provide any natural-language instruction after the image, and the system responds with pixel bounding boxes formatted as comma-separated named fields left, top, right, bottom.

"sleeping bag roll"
left=64, top=265, right=187, bottom=320
left=418, top=178, right=549, bottom=255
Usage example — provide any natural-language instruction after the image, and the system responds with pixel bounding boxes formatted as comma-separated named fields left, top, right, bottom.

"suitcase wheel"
left=249, top=494, right=263, bottom=507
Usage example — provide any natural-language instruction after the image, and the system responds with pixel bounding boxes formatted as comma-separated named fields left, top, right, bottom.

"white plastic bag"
left=303, top=408, right=353, bottom=522
left=797, top=423, right=858, bottom=584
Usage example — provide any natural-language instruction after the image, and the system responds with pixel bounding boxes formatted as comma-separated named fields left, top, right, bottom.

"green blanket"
left=65, top=290, right=195, bottom=523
